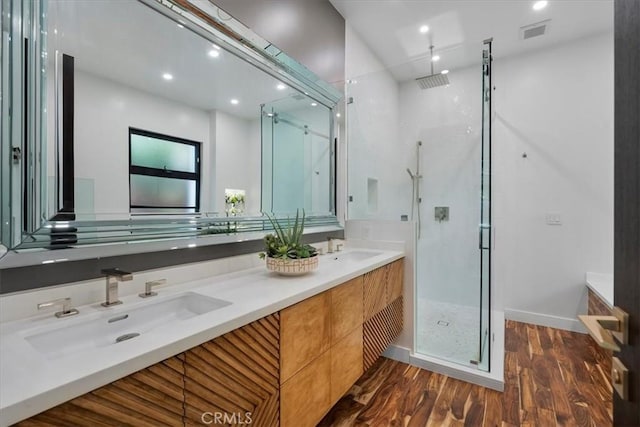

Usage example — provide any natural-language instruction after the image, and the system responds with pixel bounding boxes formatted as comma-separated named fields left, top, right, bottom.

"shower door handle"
left=478, top=224, right=490, bottom=250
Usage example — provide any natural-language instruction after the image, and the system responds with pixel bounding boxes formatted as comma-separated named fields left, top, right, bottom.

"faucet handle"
left=37, top=297, right=79, bottom=318
left=336, top=243, right=344, bottom=252
left=139, top=279, right=167, bottom=298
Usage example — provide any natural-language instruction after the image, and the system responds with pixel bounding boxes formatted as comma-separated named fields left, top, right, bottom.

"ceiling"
left=46, top=0, right=321, bottom=119
left=329, top=0, right=614, bottom=82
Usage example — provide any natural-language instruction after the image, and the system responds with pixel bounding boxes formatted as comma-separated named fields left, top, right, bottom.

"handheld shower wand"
left=407, top=142, right=423, bottom=238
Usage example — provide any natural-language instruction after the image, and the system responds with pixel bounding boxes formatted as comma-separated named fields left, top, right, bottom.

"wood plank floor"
left=320, top=320, right=612, bottom=427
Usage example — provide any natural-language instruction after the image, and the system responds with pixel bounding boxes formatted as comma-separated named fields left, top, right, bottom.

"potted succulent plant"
left=259, top=210, right=318, bottom=276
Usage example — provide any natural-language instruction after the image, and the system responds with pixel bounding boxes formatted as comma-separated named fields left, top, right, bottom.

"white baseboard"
left=382, top=344, right=411, bottom=363
left=505, top=308, right=586, bottom=333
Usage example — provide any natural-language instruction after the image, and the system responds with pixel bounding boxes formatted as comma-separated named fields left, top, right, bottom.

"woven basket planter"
left=266, top=255, right=318, bottom=276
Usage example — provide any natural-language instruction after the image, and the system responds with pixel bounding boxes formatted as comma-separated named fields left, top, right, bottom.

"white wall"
left=213, top=111, right=261, bottom=214
left=494, top=32, right=614, bottom=331
left=345, top=24, right=407, bottom=221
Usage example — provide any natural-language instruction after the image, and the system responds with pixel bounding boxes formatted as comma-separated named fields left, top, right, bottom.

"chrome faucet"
left=327, top=237, right=343, bottom=254
left=101, top=268, right=133, bottom=307
left=327, top=237, right=335, bottom=254
left=37, top=297, right=79, bottom=318
left=139, top=279, right=167, bottom=298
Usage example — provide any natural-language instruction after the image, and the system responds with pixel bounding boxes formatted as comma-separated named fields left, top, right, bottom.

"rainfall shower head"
left=416, top=73, right=449, bottom=89
left=416, top=45, right=450, bottom=89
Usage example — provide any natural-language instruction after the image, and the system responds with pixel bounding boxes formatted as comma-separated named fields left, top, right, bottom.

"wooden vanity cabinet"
left=280, top=292, right=331, bottom=383
left=279, top=277, right=364, bottom=427
left=279, top=259, right=404, bottom=427
left=15, top=314, right=281, bottom=427
left=363, top=259, right=404, bottom=371
left=15, top=355, right=186, bottom=427
left=16, top=258, right=404, bottom=427
left=183, top=313, right=281, bottom=426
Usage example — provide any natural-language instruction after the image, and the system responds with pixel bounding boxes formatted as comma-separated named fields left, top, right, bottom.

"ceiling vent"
left=520, top=19, right=551, bottom=40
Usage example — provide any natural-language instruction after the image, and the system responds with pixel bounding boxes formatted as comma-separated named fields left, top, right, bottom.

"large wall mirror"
left=0, top=0, right=341, bottom=262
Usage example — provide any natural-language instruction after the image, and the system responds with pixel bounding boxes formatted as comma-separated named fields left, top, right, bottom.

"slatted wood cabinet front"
left=16, top=258, right=404, bottom=427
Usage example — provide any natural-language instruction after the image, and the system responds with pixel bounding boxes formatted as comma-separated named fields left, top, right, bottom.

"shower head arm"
left=429, top=45, right=435, bottom=75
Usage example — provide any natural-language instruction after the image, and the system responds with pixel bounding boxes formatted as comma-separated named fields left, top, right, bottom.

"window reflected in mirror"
left=129, top=128, right=201, bottom=213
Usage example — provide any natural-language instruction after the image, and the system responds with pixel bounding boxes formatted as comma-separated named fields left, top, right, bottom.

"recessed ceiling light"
left=276, top=83, right=287, bottom=90
left=432, top=55, right=440, bottom=62
left=177, top=23, right=184, bottom=29
left=212, top=44, right=221, bottom=50
left=230, top=99, right=239, bottom=105
left=208, top=49, right=220, bottom=58
left=310, top=102, right=318, bottom=107
left=188, top=243, right=197, bottom=248
left=336, top=113, right=341, bottom=118
left=419, top=25, right=429, bottom=34
left=441, top=69, right=449, bottom=75
left=532, top=0, right=548, bottom=10
left=162, top=73, right=173, bottom=80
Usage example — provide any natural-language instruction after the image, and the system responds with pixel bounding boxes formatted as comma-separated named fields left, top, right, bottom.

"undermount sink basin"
left=25, top=292, right=231, bottom=360
left=328, top=250, right=383, bottom=263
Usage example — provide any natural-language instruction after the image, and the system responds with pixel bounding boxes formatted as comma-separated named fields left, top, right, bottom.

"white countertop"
left=0, top=249, right=403, bottom=425
left=585, top=272, right=613, bottom=308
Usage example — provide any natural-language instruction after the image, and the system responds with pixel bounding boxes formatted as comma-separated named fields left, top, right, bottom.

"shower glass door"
left=478, top=39, right=492, bottom=370
left=413, top=42, right=492, bottom=372
left=261, top=102, right=333, bottom=215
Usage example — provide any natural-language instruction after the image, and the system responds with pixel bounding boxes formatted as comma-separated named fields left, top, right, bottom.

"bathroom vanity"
left=1, top=250, right=404, bottom=426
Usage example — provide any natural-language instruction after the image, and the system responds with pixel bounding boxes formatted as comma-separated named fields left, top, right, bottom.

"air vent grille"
left=520, top=19, right=551, bottom=40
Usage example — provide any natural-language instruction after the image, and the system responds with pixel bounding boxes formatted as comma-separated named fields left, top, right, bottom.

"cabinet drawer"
left=331, top=276, right=364, bottom=343
left=363, top=266, right=387, bottom=320
left=280, top=292, right=331, bottom=383
left=280, top=351, right=331, bottom=427
left=331, top=325, right=364, bottom=404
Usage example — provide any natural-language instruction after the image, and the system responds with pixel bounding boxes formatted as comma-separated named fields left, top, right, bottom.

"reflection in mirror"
left=46, top=0, right=332, bottom=220
left=0, top=0, right=343, bottom=254
left=261, top=98, right=333, bottom=215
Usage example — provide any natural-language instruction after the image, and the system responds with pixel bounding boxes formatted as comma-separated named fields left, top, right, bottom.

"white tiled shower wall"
left=345, top=22, right=613, bottom=331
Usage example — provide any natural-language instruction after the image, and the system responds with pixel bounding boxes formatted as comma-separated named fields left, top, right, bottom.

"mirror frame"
left=0, top=0, right=342, bottom=260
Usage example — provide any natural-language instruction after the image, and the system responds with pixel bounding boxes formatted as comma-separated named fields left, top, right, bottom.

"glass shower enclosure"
left=346, top=38, right=493, bottom=372
left=414, top=39, right=493, bottom=371
left=261, top=98, right=334, bottom=216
